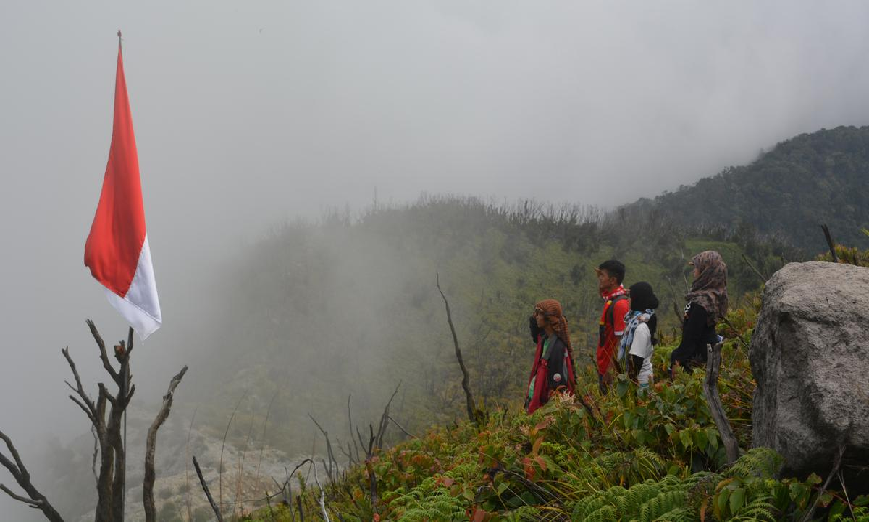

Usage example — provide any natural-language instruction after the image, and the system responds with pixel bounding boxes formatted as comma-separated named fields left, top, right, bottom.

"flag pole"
left=122, top=327, right=132, bottom=522
left=117, top=30, right=127, bottom=522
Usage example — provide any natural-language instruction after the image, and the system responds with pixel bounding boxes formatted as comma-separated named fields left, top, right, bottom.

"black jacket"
left=670, top=303, right=718, bottom=370
left=542, top=335, right=568, bottom=392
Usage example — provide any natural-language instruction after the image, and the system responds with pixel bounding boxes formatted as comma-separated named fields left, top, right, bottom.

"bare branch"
left=125, top=384, right=136, bottom=405
left=220, top=390, right=248, bottom=515
left=364, top=460, right=378, bottom=511
left=436, top=273, right=477, bottom=425
left=91, top=426, right=99, bottom=486
left=375, top=382, right=402, bottom=449
left=126, top=327, right=134, bottom=358
left=96, top=392, right=107, bottom=432
left=491, top=467, right=559, bottom=504
left=235, top=416, right=257, bottom=520
left=68, top=394, right=98, bottom=426
left=355, top=427, right=367, bottom=459
left=664, top=276, right=685, bottom=327
left=308, top=415, right=337, bottom=483
left=144, top=366, right=188, bottom=522
left=287, top=458, right=315, bottom=480
left=347, top=395, right=360, bottom=464
left=721, top=317, right=750, bottom=350
left=386, top=416, right=414, bottom=439
left=62, top=347, right=96, bottom=417
left=99, top=384, right=118, bottom=407
left=193, top=456, right=223, bottom=522
left=255, top=389, right=281, bottom=486
left=0, top=430, right=27, bottom=480
left=821, top=224, right=839, bottom=263
left=185, top=406, right=199, bottom=522
left=801, top=444, right=846, bottom=522
left=741, top=253, right=768, bottom=283
left=0, top=483, right=42, bottom=507
left=337, top=441, right=356, bottom=466
left=312, top=460, right=331, bottom=522
left=86, top=319, right=120, bottom=385
left=0, top=430, right=65, bottom=522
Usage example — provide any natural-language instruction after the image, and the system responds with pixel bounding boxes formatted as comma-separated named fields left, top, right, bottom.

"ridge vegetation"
left=243, top=295, right=867, bottom=520
left=191, top=196, right=790, bottom=457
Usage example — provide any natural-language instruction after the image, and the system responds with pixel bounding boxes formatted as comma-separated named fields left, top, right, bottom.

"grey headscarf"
left=685, top=251, right=728, bottom=325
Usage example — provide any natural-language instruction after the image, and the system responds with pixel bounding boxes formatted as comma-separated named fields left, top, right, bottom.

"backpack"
left=599, top=294, right=629, bottom=348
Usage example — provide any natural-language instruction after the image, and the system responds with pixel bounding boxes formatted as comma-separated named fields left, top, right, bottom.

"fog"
left=2, top=0, right=869, bottom=518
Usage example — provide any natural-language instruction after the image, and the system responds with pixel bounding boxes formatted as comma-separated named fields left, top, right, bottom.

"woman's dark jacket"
left=670, top=303, right=719, bottom=370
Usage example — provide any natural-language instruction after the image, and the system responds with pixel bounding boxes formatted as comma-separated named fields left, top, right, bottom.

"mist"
left=2, top=0, right=869, bottom=519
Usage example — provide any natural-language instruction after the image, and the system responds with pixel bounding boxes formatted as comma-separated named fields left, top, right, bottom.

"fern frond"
left=727, top=448, right=783, bottom=479
left=730, top=495, right=777, bottom=522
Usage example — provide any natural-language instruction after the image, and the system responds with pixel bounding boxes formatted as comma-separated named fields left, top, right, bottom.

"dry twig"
left=220, top=390, right=248, bottom=514
left=741, top=253, right=768, bottom=283
left=193, top=456, right=224, bottom=522
left=801, top=444, right=846, bottom=522
left=185, top=406, right=199, bottom=522
left=312, top=460, right=331, bottom=522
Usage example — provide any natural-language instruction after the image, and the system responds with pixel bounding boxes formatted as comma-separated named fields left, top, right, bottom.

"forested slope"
left=626, top=126, right=869, bottom=254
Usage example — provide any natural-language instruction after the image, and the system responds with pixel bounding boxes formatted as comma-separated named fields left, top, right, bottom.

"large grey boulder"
left=751, top=261, right=869, bottom=484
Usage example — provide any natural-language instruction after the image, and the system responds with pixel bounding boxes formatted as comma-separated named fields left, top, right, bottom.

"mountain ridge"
left=624, top=125, right=869, bottom=253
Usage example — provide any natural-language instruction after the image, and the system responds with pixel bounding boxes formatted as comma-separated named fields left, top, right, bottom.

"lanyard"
left=542, top=336, right=553, bottom=358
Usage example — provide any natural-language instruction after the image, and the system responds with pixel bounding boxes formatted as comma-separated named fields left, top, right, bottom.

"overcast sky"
left=2, top=0, right=869, bottom=517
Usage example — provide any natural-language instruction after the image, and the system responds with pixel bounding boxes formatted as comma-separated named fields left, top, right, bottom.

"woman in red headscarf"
left=525, top=299, right=576, bottom=414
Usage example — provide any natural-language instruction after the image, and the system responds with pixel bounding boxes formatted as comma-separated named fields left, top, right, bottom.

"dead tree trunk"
left=143, top=366, right=188, bottom=522
left=436, top=274, right=477, bottom=425
left=2, top=320, right=187, bottom=522
left=702, top=342, right=740, bottom=465
left=82, top=320, right=136, bottom=522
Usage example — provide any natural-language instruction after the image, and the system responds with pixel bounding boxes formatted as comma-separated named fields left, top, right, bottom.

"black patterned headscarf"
left=686, top=251, right=728, bottom=325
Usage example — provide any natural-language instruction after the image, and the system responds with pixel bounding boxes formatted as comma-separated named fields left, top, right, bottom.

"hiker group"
left=525, top=251, right=729, bottom=414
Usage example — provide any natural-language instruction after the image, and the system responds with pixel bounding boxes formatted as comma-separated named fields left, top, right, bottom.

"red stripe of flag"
left=85, top=44, right=146, bottom=296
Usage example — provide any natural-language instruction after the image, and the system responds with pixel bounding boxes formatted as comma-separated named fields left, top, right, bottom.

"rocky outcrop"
left=751, top=261, right=869, bottom=485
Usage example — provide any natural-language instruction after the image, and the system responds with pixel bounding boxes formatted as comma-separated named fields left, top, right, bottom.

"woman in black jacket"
left=669, top=251, right=728, bottom=377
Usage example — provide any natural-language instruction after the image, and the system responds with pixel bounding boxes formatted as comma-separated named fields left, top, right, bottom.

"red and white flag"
left=84, top=40, right=161, bottom=339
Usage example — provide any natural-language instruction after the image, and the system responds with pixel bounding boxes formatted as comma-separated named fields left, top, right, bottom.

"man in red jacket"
left=595, top=259, right=629, bottom=394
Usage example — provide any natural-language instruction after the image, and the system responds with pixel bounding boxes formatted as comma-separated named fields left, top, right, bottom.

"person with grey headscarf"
left=669, top=251, right=728, bottom=377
